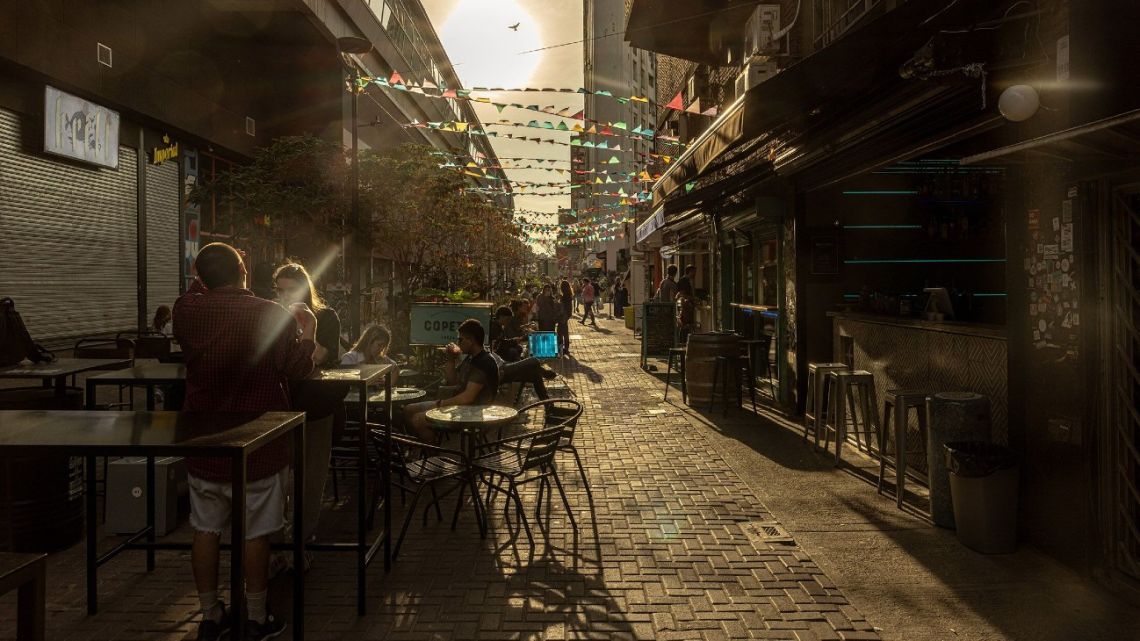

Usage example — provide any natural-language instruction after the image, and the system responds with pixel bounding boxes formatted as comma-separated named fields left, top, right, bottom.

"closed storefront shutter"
left=145, top=160, right=180, bottom=316
left=0, top=108, right=138, bottom=342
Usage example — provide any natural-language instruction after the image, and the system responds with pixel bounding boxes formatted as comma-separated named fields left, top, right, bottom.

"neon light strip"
left=842, top=190, right=918, bottom=195
left=842, top=225, right=923, bottom=230
left=843, top=258, right=1006, bottom=264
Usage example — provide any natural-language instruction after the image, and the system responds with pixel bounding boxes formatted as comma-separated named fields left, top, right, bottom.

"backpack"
left=0, top=297, right=54, bottom=367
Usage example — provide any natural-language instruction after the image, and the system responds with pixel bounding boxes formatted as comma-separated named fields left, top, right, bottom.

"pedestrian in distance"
left=558, top=279, right=574, bottom=356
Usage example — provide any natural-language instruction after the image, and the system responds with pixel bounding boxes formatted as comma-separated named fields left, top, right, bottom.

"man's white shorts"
left=188, top=469, right=288, bottom=539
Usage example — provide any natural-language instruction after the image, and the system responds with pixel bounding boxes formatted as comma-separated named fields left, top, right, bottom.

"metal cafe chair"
left=472, top=425, right=571, bottom=558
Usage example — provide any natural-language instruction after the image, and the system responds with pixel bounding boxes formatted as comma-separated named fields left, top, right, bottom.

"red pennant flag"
left=665, top=92, right=684, bottom=111
left=389, top=71, right=403, bottom=85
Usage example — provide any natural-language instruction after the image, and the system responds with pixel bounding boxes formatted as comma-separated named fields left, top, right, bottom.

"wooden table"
left=0, top=359, right=131, bottom=395
left=84, top=362, right=185, bottom=410
left=425, top=405, right=519, bottom=532
left=0, top=410, right=306, bottom=641
left=84, top=362, right=396, bottom=617
left=0, top=552, right=45, bottom=641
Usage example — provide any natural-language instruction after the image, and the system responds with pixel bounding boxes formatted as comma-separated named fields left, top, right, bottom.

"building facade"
left=627, top=0, right=1140, bottom=597
left=0, top=0, right=505, bottom=344
left=572, top=0, right=657, bottom=288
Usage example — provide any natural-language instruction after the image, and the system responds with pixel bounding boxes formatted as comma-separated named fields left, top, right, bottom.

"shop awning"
left=634, top=207, right=666, bottom=244
left=960, top=108, right=1140, bottom=165
left=652, top=0, right=988, bottom=205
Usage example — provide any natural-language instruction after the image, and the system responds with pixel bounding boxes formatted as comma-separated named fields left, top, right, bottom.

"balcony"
left=812, top=0, right=899, bottom=49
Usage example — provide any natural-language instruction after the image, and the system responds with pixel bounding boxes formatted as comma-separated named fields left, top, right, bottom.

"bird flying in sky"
left=508, top=22, right=520, bottom=31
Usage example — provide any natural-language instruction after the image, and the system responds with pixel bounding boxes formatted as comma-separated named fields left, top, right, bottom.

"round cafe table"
left=425, top=404, right=519, bottom=457
left=345, top=387, right=427, bottom=406
left=424, top=405, right=518, bottom=534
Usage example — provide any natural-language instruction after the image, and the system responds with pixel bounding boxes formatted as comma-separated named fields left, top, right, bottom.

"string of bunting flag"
left=360, top=73, right=707, bottom=139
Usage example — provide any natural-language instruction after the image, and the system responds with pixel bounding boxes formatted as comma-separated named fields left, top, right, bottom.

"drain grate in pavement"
left=742, top=521, right=796, bottom=545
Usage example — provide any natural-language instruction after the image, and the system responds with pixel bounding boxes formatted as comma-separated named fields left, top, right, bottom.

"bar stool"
left=741, top=337, right=776, bottom=401
left=710, top=353, right=756, bottom=415
left=824, top=370, right=879, bottom=466
left=804, top=362, right=848, bottom=446
left=664, top=347, right=687, bottom=403
left=878, top=389, right=930, bottom=508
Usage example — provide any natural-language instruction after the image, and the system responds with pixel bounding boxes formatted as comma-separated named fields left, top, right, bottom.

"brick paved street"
left=0, top=317, right=877, bottom=640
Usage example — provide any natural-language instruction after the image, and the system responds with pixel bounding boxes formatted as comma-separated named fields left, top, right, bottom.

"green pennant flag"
left=495, top=104, right=507, bottom=113
left=556, top=121, right=569, bottom=131
left=613, top=121, right=628, bottom=130
left=607, top=156, right=621, bottom=164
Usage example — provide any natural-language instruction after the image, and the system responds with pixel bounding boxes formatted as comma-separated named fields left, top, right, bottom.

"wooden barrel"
left=0, top=387, right=86, bottom=553
left=684, top=332, right=740, bottom=407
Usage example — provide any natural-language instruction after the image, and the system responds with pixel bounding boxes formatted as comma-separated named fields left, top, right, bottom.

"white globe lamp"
left=998, top=85, right=1040, bottom=122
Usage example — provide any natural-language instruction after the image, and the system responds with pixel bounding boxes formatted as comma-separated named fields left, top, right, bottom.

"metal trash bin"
left=944, top=441, right=1019, bottom=554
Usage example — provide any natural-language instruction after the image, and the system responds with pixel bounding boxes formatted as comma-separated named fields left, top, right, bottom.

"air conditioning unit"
left=735, top=59, right=779, bottom=99
left=745, top=5, right=785, bottom=58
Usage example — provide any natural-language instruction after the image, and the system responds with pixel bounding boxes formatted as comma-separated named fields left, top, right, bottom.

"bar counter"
left=828, top=311, right=1008, bottom=441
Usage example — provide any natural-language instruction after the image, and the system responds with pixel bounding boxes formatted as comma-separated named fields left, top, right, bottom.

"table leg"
left=146, top=457, right=155, bottom=571
left=85, top=380, right=96, bottom=410
left=85, top=455, right=98, bottom=615
left=16, top=558, right=45, bottom=641
left=145, top=385, right=155, bottom=412
left=357, top=381, right=368, bottom=616
left=231, top=456, right=246, bottom=640
left=293, top=422, right=306, bottom=641
left=383, top=371, right=392, bottom=573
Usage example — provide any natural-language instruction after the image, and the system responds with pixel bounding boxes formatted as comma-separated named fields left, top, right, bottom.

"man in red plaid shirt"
left=174, top=243, right=316, bottom=641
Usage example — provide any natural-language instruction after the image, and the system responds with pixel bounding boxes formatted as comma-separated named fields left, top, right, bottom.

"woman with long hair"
left=271, top=260, right=342, bottom=548
left=558, top=279, right=574, bottom=356
left=273, top=262, right=340, bottom=367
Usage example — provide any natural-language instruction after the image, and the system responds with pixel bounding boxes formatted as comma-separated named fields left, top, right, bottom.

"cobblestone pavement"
left=0, top=317, right=878, bottom=640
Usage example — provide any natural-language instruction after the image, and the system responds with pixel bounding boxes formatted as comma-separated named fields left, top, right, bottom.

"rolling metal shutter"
left=145, top=160, right=180, bottom=315
left=0, top=108, right=138, bottom=342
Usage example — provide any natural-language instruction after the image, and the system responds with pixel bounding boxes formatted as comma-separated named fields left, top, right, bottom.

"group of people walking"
left=520, top=277, right=629, bottom=357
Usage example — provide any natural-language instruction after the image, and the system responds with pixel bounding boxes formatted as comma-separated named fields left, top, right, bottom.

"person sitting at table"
left=491, top=306, right=525, bottom=362
left=153, top=304, right=172, bottom=336
left=403, top=318, right=498, bottom=443
left=341, top=323, right=399, bottom=386
left=173, top=242, right=316, bottom=641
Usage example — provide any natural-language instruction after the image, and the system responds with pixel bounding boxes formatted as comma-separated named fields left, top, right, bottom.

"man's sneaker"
left=245, top=614, right=287, bottom=640
left=196, top=602, right=231, bottom=641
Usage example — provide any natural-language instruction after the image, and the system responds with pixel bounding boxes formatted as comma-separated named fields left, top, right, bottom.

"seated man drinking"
left=404, top=318, right=498, bottom=443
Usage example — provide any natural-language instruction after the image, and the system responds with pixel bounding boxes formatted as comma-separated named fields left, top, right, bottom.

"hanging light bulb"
left=998, top=85, right=1040, bottom=122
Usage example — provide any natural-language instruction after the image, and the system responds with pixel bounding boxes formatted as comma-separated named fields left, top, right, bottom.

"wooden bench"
left=0, top=552, right=46, bottom=641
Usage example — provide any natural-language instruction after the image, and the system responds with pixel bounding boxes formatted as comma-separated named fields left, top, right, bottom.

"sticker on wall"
left=1061, top=224, right=1073, bottom=252
left=1062, top=199, right=1073, bottom=223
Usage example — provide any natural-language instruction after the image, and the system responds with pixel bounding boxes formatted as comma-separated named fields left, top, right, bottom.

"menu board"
left=641, top=302, right=676, bottom=368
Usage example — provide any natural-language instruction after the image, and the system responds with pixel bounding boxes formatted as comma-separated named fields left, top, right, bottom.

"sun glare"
left=440, top=0, right=542, bottom=89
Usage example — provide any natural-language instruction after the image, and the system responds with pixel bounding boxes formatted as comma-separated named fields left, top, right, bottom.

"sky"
left=420, top=0, right=584, bottom=256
